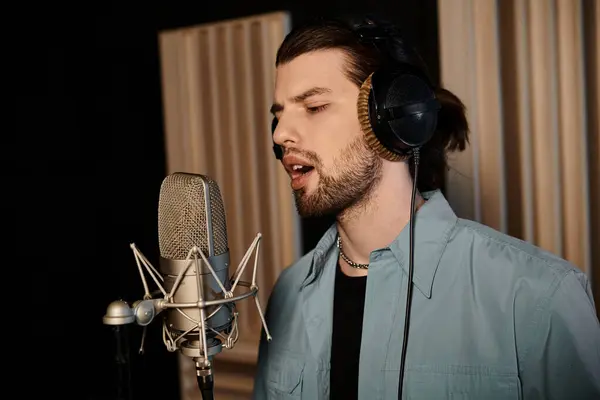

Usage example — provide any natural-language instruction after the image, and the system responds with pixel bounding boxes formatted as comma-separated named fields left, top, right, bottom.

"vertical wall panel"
left=437, top=0, right=480, bottom=222
left=582, top=0, right=599, bottom=312
left=556, top=0, right=591, bottom=271
left=528, top=0, right=563, bottom=256
left=158, top=12, right=295, bottom=399
left=514, top=0, right=536, bottom=243
left=472, top=0, right=507, bottom=232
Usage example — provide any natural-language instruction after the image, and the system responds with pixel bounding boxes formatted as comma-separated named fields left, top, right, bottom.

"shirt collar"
left=301, top=190, right=458, bottom=298
left=388, top=189, right=458, bottom=298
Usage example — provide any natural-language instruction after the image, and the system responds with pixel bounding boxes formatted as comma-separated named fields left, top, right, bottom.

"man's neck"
left=336, top=163, right=423, bottom=277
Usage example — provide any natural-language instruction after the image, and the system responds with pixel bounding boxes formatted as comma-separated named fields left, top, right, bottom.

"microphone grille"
left=158, top=172, right=229, bottom=259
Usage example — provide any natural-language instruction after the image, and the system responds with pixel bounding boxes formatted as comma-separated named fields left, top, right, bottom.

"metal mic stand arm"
left=228, top=233, right=272, bottom=342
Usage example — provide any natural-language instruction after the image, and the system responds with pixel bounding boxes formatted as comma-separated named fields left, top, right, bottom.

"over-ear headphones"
left=271, top=15, right=440, bottom=162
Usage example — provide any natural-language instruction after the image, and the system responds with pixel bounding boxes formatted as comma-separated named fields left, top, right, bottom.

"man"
left=252, top=14, right=600, bottom=400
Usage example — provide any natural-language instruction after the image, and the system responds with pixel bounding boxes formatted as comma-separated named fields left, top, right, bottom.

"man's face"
left=272, top=49, right=383, bottom=218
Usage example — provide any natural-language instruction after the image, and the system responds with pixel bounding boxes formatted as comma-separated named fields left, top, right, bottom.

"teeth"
left=293, top=165, right=303, bottom=170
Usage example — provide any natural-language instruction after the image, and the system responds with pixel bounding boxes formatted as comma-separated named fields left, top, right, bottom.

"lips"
left=282, top=155, right=315, bottom=190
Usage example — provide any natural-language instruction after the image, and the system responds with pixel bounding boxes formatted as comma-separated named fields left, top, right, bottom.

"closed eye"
left=307, top=104, right=329, bottom=114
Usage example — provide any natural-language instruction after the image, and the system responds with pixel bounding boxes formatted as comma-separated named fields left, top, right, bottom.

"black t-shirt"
left=330, top=263, right=368, bottom=400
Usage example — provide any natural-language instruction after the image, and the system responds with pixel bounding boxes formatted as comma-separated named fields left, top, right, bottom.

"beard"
left=293, top=135, right=383, bottom=219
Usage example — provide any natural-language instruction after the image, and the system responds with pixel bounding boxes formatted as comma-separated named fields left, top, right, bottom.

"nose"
left=272, top=114, right=300, bottom=151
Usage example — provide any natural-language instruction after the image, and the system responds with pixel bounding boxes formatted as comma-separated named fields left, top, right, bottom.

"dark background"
left=11, top=1, right=438, bottom=399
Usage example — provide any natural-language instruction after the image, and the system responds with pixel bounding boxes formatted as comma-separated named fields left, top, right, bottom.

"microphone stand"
left=103, top=230, right=273, bottom=400
left=112, top=325, right=132, bottom=400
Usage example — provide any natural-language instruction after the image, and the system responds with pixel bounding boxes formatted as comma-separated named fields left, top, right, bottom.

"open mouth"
left=290, top=165, right=314, bottom=190
left=283, top=155, right=316, bottom=190
left=290, top=164, right=315, bottom=178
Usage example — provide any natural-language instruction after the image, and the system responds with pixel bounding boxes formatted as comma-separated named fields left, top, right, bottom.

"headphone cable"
left=398, top=147, right=420, bottom=399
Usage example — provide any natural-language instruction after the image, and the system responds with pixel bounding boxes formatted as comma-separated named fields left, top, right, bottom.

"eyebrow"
left=270, top=86, right=332, bottom=115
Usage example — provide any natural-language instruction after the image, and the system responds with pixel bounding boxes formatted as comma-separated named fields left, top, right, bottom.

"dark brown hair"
left=275, top=16, right=469, bottom=193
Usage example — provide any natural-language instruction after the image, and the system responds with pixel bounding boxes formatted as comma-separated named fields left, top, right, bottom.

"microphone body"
left=103, top=172, right=271, bottom=400
left=158, top=256, right=232, bottom=357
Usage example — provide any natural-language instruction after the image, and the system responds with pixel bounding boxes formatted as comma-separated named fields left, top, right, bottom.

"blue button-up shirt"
left=252, top=190, right=600, bottom=399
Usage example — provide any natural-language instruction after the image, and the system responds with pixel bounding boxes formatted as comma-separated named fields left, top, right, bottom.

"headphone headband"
left=352, top=17, right=435, bottom=89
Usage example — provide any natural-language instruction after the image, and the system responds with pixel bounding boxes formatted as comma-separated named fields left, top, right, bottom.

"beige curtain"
left=438, top=0, right=599, bottom=309
left=157, top=11, right=297, bottom=399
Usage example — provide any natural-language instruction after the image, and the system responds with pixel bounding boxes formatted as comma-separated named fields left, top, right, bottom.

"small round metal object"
left=102, top=300, right=135, bottom=325
left=134, top=300, right=156, bottom=326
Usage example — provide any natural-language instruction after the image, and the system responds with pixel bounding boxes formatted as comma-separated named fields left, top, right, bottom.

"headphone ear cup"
left=359, top=68, right=440, bottom=161
left=271, top=117, right=283, bottom=160
left=384, top=73, right=439, bottom=148
left=358, top=73, right=399, bottom=161
left=358, top=73, right=408, bottom=162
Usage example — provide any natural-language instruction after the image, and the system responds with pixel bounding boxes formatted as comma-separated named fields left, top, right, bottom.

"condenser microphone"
left=158, top=172, right=232, bottom=398
left=103, top=172, right=271, bottom=400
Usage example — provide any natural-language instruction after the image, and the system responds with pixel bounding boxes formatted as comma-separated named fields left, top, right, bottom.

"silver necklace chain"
left=336, top=235, right=369, bottom=269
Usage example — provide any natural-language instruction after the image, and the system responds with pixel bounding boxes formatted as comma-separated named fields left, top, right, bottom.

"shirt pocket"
left=401, top=365, right=522, bottom=400
left=265, top=351, right=305, bottom=399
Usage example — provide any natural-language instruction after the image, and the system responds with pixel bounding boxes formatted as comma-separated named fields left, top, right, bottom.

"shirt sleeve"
left=520, top=270, right=600, bottom=399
